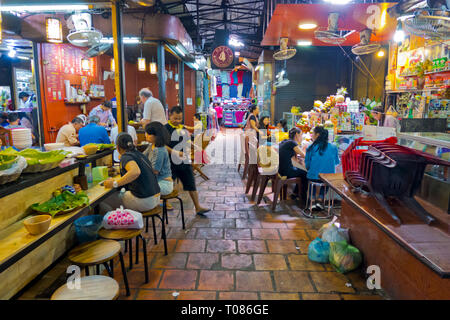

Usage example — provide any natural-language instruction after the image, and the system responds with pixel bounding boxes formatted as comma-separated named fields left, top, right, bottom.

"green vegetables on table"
left=30, top=190, right=90, bottom=217
left=0, top=147, right=68, bottom=166
left=84, top=143, right=115, bottom=151
left=0, top=154, right=19, bottom=171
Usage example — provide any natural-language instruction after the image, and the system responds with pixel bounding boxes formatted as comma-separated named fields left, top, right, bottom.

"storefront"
left=0, top=2, right=202, bottom=299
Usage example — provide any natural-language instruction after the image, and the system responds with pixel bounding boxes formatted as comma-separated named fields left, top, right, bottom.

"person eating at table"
left=278, top=127, right=308, bottom=202
left=103, top=132, right=161, bottom=212
left=164, top=106, right=210, bottom=217
left=89, top=100, right=116, bottom=127
left=56, top=117, right=84, bottom=146
left=259, top=116, right=272, bottom=143
left=78, top=115, right=111, bottom=146
left=5, top=113, right=25, bottom=129
left=304, top=126, right=340, bottom=211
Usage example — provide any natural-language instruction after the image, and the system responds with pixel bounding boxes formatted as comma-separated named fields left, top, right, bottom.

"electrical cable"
left=337, top=44, right=371, bottom=79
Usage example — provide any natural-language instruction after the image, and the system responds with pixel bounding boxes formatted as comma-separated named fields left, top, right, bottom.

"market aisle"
left=17, top=129, right=386, bottom=300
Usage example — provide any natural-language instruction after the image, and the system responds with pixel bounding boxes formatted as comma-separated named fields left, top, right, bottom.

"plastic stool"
left=302, top=180, right=335, bottom=219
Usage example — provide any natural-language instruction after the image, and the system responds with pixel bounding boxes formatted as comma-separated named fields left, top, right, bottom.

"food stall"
left=319, top=3, right=450, bottom=299
left=0, top=146, right=115, bottom=299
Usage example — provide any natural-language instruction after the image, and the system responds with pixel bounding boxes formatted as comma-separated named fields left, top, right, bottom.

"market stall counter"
left=0, top=149, right=115, bottom=299
left=320, top=173, right=450, bottom=300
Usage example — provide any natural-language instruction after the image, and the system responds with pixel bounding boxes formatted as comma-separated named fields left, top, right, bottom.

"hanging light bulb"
left=81, top=58, right=90, bottom=71
left=46, top=17, right=63, bottom=43
left=111, top=58, right=115, bottom=72
left=138, top=57, right=146, bottom=71
left=175, top=83, right=179, bottom=90
left=150, top=58, right=157, bottom=74
left=393, top=20, right=405, bottom=43
left=137, top=46, right=146, bottom=71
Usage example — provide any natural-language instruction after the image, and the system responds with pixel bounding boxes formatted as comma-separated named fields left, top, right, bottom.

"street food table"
left=0, top=150, right=115, bottom=299
left=320, top=173, right=450, bottom=299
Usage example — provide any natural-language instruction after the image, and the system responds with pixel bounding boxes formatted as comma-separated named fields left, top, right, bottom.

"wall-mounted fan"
left=403, top=8, right=450, bottom=39
left=315, top=12, right=355, bottom=45
left=67, top=13, right=103, bottom=47
left=273, top=38, right=297, bottom=60
left=86, top=43, right=111, bottom=57
left=274, top=60, right=290, bottom=88
left=351, top=29, right=381, bottom=55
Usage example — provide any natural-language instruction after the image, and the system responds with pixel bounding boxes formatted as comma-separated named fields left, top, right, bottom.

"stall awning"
left=261, top=3, right=397, bottom=47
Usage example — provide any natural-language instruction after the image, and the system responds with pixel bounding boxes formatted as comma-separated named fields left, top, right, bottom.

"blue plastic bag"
left=308, top=237, right=330, bottom=263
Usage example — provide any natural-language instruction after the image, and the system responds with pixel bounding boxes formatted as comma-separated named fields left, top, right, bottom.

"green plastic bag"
left=329, top=241, right=362, bottom=274
left=308, top=238, right=330, bottom=263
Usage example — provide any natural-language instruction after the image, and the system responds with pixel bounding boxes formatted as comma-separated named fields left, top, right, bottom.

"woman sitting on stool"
left=103, top=132, right=160, bottom=212
left=278, top=127, right=308, bottom=203
left=143, top=122, right=174, bottom=196
left=305, top=126, right=340, bottom=210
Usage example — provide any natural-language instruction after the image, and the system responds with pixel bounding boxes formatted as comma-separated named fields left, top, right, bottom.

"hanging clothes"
left=230, top=71, right=238, bottom=85
left=229, top=85, right=238, bottom=98
left=237, top=70, right=244, bottom=83
left=211, top=75, right=217, bottom=97
left=220, top=71, right=229, bottom=85
left=237, top=83, right=243, bottom=98
left=222, top=84, right=230, bottom=99
left=216, top=85, right=222, bottom=97
left=223, top=109, right=234, bottom=127
left=242, top=71, right=252, bottom=98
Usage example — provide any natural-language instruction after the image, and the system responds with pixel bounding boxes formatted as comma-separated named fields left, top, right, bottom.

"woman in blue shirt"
left=144, top=122, right=173, bottom=196
left=305, top=126, right=340, bottom=209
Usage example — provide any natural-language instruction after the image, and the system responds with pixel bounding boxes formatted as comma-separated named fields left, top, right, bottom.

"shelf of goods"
left=0, top=149, right=114, bottom=299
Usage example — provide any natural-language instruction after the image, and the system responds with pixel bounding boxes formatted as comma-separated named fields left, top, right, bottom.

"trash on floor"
left=308, top=237, right=330, bottom=263
left=329, top=241, right=362, bottom=273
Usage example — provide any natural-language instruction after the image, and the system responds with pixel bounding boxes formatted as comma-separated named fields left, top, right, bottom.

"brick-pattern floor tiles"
left=18, top=130, right=386, bottom=301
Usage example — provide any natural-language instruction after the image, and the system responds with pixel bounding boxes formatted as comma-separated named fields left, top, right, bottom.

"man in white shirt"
left=139, top=88, right=167, bottom=127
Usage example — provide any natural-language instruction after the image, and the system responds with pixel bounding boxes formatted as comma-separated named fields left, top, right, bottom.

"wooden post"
left=112, top=1, right=127, bottom=133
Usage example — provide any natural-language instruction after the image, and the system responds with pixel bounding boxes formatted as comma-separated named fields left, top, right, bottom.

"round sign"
left=211, top=45, right=234, bottom=69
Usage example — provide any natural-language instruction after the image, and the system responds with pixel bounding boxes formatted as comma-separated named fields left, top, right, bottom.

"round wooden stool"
left=98, top=228, right=149, bottom=282
left=142, top=206, right=168, bottom=256
left=161, top=190, right=185, bottom=230
left=51, top=275, right=119, bottom=300
left=68, top=240, right=130, bottom=296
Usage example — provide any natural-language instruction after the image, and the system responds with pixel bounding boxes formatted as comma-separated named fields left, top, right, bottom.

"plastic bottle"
left=86, top=164, right=93, bottom=183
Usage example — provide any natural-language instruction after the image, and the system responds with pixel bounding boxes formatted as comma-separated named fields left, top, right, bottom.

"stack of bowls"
left=11, top=128, right=32, bottom=150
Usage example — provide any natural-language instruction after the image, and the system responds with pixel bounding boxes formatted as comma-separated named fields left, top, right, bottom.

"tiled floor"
left=17, top=130, right=386, bottom=300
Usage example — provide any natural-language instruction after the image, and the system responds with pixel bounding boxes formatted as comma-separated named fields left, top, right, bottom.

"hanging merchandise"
left=229, top=85, right=238, bottom=98
left=210, top=74, right=217, bottom=97
left=222, top=98, right=253, bottom=127
left=216, top=85, right=222, bottom=97
left=242, top=71, right=252, bottom=98
left=237, top=70, right=244, bottom=83
left=222, top=84, right=230, bottom=98
left=237, top=83, right=243, bottom=98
